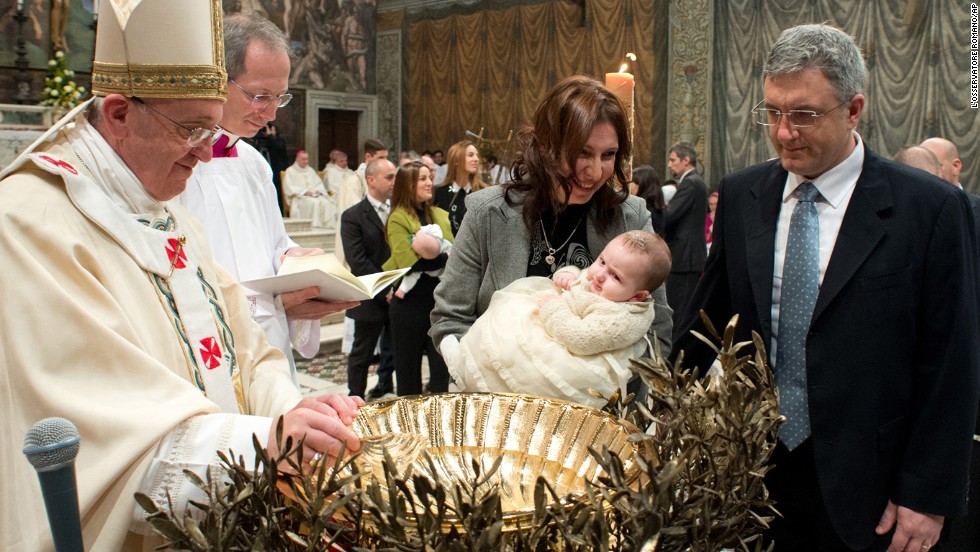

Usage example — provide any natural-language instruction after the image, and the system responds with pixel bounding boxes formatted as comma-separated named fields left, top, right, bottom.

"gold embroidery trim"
left=92, top=62, right=227, bottom=99
left=91, top=0, right=227, bottom=99
left=211, top=0, right=225, bottom=78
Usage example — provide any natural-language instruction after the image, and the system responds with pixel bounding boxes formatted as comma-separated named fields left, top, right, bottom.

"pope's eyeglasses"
left=133, top=97, right=218, bottom=147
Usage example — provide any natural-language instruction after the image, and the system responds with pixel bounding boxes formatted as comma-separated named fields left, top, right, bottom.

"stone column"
left=666, top=0, right=714, bottom=185
left=376, top=29, right=402, bottom=155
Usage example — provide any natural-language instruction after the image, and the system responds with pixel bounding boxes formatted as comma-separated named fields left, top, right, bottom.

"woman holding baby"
left=430, top=76, right=674, bottom=397
left=383, top=161, right=454, bottom=396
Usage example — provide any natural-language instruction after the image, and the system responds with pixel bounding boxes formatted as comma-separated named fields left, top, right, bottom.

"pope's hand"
left=267, top=394, right=365, bottom=473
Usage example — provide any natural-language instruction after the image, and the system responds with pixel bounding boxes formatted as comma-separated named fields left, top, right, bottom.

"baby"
left=444, top=230, right=672, bottom=408
left=395, top=223, right=452, bottom=299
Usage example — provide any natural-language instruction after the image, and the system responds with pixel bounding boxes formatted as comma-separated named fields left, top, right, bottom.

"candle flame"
left=617, top=53, right=637, bottom=73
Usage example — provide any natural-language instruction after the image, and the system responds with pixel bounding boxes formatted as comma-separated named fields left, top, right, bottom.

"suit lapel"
left=361, top=199, right=384, bottom=234
left=744, top=163, right=785, bottom=344
left=813, top=150, right=890, bottom=321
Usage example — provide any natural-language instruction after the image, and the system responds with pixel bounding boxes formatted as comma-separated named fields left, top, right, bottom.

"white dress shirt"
left=366, top=193, right=390, bottom=225
left=677, top=167, right=695, bottom=184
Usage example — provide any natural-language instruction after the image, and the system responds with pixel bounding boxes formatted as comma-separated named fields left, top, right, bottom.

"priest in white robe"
left=285, top=150, right=336, bottom=228
left=0, top=2, right=360, bottom=550
left=182, top=14, right=333, bottom=387
left=323, top=148, right=354, bottom=198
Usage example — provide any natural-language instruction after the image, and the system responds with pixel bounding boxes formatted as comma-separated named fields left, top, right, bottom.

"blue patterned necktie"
left=776, top=181, right=821, bottom=450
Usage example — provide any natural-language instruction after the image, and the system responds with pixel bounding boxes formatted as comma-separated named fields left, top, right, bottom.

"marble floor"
left=297, top=318, right=426, bottom=401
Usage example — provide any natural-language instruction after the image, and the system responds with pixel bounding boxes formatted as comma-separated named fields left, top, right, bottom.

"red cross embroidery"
left=37, top=155, right=78, bottom=175
left=199, top=337, right=222, bottom=370
left=166, top=238, right=187, bottom=269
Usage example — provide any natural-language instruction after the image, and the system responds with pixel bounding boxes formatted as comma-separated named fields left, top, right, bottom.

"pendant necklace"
left=539, top=215, right=585, bottom=265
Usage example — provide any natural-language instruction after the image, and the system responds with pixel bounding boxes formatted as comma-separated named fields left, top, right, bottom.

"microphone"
left=23, top=417, right=84, bottom=552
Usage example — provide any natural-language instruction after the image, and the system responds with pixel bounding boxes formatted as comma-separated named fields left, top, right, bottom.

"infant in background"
left=395, top=223, right=452, bottom=299
left=443, top=230, right=672, bottom=408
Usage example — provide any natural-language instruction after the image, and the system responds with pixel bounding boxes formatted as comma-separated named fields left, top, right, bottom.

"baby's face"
left=586, top=239, right=649, bottom=302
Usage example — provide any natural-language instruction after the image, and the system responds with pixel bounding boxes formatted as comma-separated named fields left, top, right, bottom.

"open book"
left=240, top=254, right=410, bottom=302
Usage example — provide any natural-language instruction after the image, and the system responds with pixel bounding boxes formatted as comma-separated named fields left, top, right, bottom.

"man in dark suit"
left=672, top=24, right=980, bottom=552
left=664, top=141, right=708, bottom=330
left=920, top=136, right=980, bottom=550
left=340, top=158, right=398, bottom=399
left=921, top=137, right=980, bottom=240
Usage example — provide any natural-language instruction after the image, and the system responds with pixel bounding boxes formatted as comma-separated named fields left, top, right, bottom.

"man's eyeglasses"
left=133, top=97, right=218, bottom=146
left=751, top=99, right=849, bottom=128
left=229, top=79, right=293, bottom=109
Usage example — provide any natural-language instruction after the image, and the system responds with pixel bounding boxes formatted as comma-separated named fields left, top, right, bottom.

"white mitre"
left=0, top=0, right=228, bottom=180
left=92, top=0, right=227, bottom=100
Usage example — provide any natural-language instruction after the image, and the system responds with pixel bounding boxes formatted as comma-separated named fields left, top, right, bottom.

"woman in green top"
left=383, top=161, right=455, bottom=395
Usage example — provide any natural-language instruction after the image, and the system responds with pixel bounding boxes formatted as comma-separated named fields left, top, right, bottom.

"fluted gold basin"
left=345, top=392, right=647, bottom=532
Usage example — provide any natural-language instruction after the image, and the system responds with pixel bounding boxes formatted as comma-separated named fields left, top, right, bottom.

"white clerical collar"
left=784, top=131, right=865, bottom=209
left=215, top=128, right=241, bottom=150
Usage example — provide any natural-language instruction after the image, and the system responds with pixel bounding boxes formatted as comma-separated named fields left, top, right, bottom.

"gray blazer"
left=430, top=186, right=673, bottom=354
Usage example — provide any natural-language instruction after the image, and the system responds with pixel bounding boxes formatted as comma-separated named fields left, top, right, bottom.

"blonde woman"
left=433, top=140, right=486, bottom=236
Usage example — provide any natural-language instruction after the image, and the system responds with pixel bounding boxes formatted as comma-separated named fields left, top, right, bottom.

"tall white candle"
left=605, top=70, right=635, bottom=180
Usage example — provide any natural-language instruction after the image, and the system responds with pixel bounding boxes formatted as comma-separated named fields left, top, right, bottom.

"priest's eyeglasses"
left=230, top=79, right=293, bottom=109
left=752, top=99, right=849, bottom=128
left=133, top=97, right=218, bottom=146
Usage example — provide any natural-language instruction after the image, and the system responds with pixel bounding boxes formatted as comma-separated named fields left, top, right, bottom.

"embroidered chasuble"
left=0, top=117, right=301, bottom=550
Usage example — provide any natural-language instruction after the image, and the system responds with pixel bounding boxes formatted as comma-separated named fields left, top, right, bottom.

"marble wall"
left=0, top=129, right=45, bottom=170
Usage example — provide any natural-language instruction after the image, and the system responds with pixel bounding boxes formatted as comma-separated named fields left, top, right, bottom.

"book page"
left=278, top=254, right=361, bottom=288
left=357, top=268, right=411, bottom=295
left=239, top=256, right=411, bottom=302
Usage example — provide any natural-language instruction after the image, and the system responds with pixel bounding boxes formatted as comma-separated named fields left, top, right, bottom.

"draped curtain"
left=712, top=0, right=978, bottom=191
left=406, top=0, right=665, bottom=168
